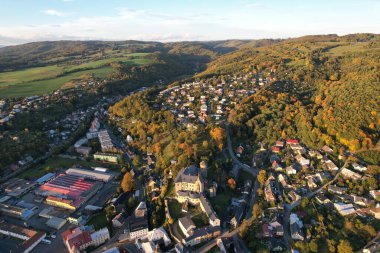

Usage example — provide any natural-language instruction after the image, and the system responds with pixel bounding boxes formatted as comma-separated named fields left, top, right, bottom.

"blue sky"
left=0, top=0, right=379, bottom=45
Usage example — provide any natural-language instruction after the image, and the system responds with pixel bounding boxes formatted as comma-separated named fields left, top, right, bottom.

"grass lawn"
left=0, top=65, right=62, bottom=86
left=87, top=211, right=108, bottom=230
left=167, top=199, right=184, bottom=219
left=20, top=157, right=121, bottom=180
left=191, top=210, right=209, bottom=228
left=210, top=189, right=234, bottom=218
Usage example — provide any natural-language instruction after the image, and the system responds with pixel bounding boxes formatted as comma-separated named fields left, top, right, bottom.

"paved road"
left=283, top=159, right=349, bottom=249
left=225, top=122, right=259, bottom=177
left=359, top=232, right=380, bottom=253
left=245, top=178, right=260, bottom=220
left=195, top=229, right=239, bottom=253
left=195, top=124, right=262, bottom=253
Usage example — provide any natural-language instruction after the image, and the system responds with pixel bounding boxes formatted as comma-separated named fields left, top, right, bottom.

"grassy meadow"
left=0, top=53, right=152, bottom=98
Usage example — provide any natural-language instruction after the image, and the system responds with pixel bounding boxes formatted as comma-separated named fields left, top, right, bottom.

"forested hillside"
left=0, top=39, right=262, bottom=71
left=198, top=34, right=380, bottom=159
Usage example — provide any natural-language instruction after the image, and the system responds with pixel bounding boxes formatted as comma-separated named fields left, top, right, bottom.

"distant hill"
left=0, top=39, right=270, bottom=97
left=0, top=39, right=280, bottom=71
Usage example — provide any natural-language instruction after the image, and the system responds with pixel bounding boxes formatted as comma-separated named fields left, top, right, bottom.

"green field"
left=0, top=53, right=153, bottom=98
left=20, top=157, right=121, bottom=180
left=0, top=65, right=62, bottom=86
left=326, top=43, right=380, bottom=56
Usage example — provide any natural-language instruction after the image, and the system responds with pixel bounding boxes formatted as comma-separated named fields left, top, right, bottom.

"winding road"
left=225, top=122, right=259, bottom=176
left=195, top=123, right=261, bottom=253
left=283, top=159, right=349, bottom=249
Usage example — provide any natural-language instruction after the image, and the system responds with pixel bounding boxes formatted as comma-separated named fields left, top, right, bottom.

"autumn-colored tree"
left=327, top=239, right=336, bottom=253
left=160, top=185, right=167, bottom=198
left=153, top=142, right=161, bottom=154
left=252, top=203, right=261, bottom=220
left=337, top=240, right=353, bottom=253
left=257, top=170, right=266, bottom=186
left=210, top=127, right=225, bottom=150
left=257, top=188, right=264, bottom=197
left=121, top=172, right=135, bottom=192
left=227, top=178, right=236, bottom=190
left=239, top=219, right=250, bottom=237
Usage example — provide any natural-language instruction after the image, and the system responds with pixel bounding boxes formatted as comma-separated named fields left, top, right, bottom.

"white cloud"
left=44, top=9, right=67, bottom=17
left=0, top=4, right=378, bottom=45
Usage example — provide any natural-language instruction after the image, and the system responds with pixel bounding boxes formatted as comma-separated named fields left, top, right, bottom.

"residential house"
left=112, top=213, right=125, bottom=228
left=269, top=219, right=284, bottom=237
left=321, top=145, right=333, bottom=153
left=144, top=227, right=171, bottom=247
left=235, top=145, right=244, bottom=158
left=325, top=160, right=339, bottom=171
left=295, top=154, right=310, bottom=166
left=341, top=168, right=361, bottom=180
left=129, top=202, right=149, bottom=240
left=288, top=191, right=301, bottom=203
left=351, top=195, right=372, bottom=207
left=290, top=213, right=304, bottom=241
left=61, top=226, right=110, bottom=253
left=370, top=190, right=380, bottom=200
left=334, top=202, right=356, bottom=216
left=328, top=185, right=346, bottom=195
left=370, top=205, right=380, bottom=219
left=315, top=194, right=331, bottom=205
left=182, top=226, right=221, bottom=247
left=286, top=165, right=297, bottom=176
left=272, top=146, right=281, bottom=153
left=275, top=141, right=285, bottom=148
left=265, top=183, right=275, bottom=203
left=352, top=163, right=367, bottom=172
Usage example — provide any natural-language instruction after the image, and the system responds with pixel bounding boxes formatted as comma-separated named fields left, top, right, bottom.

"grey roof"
left=178, top=216, right=195, bottom=231
left=184, top=226, right=221, bottom=243
left=177, top=191, right=201, bottom=199
left=66, top=167, right=113, bottom=182
left=200, top=195, right=219, bottom=221
left=175, top=165, right=202, bottom=184
left=328, top=185, right=346, bottom=193
left=129, top=216, right=148, bottom=232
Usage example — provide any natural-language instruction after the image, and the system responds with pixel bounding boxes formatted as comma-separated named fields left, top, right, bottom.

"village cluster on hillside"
left=0, top=67, right=378, bottom=253
left=159, top=71, right=275, bottom=125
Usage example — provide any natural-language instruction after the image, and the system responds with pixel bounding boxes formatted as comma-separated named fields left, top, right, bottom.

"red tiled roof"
left=62, top=228, right=92, bottom=251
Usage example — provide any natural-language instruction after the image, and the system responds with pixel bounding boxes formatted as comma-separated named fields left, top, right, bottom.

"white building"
left=91, top=227, right=110, bottom=247
left=334, top=202, right=356, bottom=216
left=352, top=163, right=367, bottom=172
left=144, top=227, right=171, bottom=246
left=325, top=160, right=339, bottom=171
left=341, top=168, right=361, bottom=180
left=199, top=195, right=220, bottom=227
